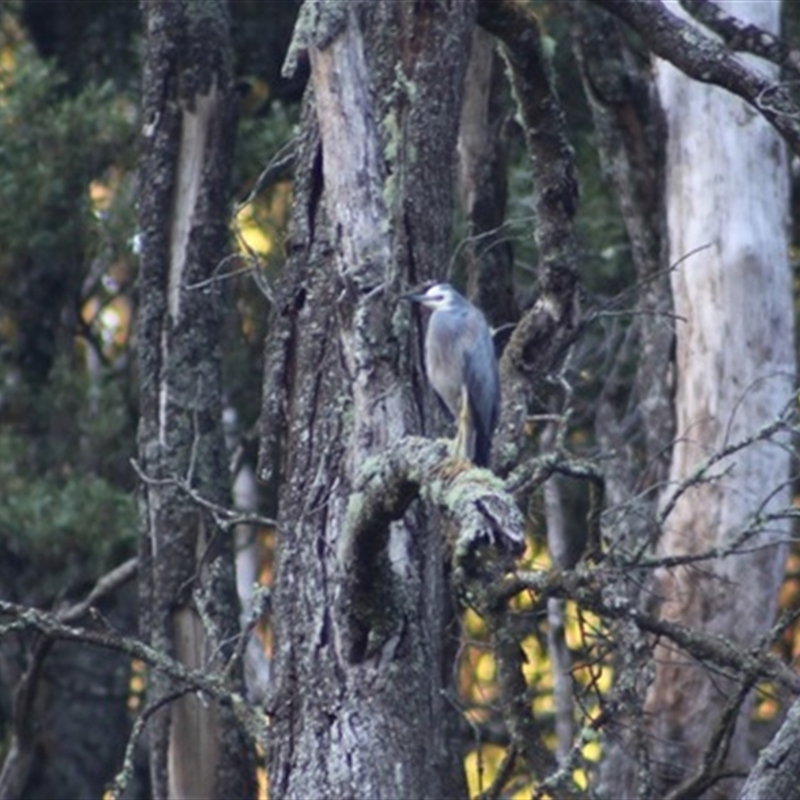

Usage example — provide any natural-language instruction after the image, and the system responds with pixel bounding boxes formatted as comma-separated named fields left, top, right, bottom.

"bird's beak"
left=401, top=291, right=426, bottom=303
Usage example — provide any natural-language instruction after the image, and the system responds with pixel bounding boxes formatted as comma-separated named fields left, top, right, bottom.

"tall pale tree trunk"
left=137, top=1, right=256, bottom=796
left=648, top=1, right=794, bottom=795
left=260, top=3, right=476, bottom=797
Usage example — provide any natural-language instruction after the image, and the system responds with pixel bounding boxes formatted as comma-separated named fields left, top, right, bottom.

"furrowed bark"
left=138, top=1, right=256, bottom=796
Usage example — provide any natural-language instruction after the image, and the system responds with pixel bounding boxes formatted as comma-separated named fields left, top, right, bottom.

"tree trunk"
left=137, top=1, right=256, bottom=796
left=261, top=3, right=476, bottom=798
left=647, top=1, right=794, bottom=795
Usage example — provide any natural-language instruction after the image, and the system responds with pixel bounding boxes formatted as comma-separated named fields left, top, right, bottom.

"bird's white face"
left=415, top=283, right=456, bottom=310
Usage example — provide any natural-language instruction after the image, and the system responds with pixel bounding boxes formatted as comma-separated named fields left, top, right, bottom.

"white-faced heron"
left=405, top=283, right=500, bottom=467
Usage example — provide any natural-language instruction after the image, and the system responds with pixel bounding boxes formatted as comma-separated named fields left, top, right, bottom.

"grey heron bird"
left=405, top=283, right=500, bottom=468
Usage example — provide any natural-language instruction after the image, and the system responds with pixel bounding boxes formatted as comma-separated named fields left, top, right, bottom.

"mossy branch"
left=338, top=436, right=525, bottom=662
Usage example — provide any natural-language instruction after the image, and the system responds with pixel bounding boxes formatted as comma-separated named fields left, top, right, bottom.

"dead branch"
left=0, top=558, right=138, bottom=800
left=0, top=601, right=270, bottom=748
left=501, top=568, right=800, bottom=695
left=658, top=401, right=797, bottom=524
left=131, top=457, right=277, bottom=532
left=107, top=689, right=194, bottom=800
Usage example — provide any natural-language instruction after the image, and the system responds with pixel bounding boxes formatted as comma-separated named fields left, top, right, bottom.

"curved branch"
left=476, top=0, right=582, bottom=470
left=343, top=436, right=526, bottom=563
left=678, top=0, right=800, bottom=78
left=338, top=436, right=525, bottom=662
left=592, top=0, right=800, bottom=156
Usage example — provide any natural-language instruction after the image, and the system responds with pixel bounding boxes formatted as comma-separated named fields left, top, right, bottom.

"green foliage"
left=0, top=356, right=137, bottom=603
left=0, top=11, right=139, bottom=612
left=0, top=43, right=135, bottom=265
left=0, top=446, right=136, bottom=602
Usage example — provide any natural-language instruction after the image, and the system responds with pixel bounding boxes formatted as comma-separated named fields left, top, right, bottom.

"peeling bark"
left=262, top=3, right=477, bottom=797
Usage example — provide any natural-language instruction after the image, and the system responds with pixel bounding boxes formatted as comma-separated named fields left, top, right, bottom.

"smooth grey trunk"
left=647, top=1, right=794, bottom=795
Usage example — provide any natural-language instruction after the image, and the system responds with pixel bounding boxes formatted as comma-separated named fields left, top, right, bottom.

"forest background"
left=1, top=1, right=800, bottom=799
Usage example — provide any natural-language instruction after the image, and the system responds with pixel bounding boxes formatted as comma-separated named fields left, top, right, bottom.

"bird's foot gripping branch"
left=336, top=436, right=525, bottom=664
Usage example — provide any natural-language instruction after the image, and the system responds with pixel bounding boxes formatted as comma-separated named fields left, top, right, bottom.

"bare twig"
left=0, top=557, right=138, bottom=799
left=0, top=601, right=270, bottom=747
left=476, top=743, right=517, bottom=800
left=658, top=401, right=797, bottom=525
left=130, top=458, right=278, bottom=532
left=59, top=557, right=138, bottom=624
left=107, top=689, right=194, bottom=800
left=500, top=569, right=800, bottom=695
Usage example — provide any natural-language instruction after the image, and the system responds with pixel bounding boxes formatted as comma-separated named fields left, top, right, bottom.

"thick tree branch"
left=678, top=0, right=800, bottom=78
left=477, top=0, right=581, bottom=471
left=344, top=436, right=526, bottom=561
left=592, top=0, right=800, bottom=156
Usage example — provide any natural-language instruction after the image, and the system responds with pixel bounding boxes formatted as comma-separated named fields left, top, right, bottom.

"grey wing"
left=426, top=308, right=466, bottom=419
left=463, top=314, right=500, bottom=467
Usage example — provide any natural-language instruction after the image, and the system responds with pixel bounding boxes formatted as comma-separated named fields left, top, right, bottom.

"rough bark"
left=569, top=5, right=673, bottom=793
left=476, top=0, right=582, bottom=474
left=644, top=1, right=794, bottom=796
left=137, top=1, right=256, bottom=797
left=262, top=3, right=476, bottom=798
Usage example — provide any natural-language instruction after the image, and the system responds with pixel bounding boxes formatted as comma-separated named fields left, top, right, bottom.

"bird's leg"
left=437, top=387, right=474, bottom=479
left=453, top=386, right=471, bottom=462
